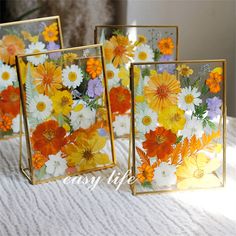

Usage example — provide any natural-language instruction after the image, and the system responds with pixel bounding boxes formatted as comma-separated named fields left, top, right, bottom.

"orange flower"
left=32, top=152, right=48, bottom=170
left=206, top=72, right=223, bottom=93
left=0, top=115, right=12, bottom=131
left=86, top=58, right=102, bottom=79
left=142, top=127, right=176, bottom=160
left=137, top=163, right=155, bottom=183
left=32, top=62, right=62, bottom=96
left=158, top=37, right=174, bottom=55
left=0, top=35, right=25, bottom=65
left=144, top=71, right=180, bottom=112
left=31, top=120, right=66, bottom=156
left=0, top=86, right=20, bottom=117
left=42, top=23, right=59, bottom=42
left=104, top=35, right=134, bottom=68
left=109, top=86, right=131, bottom=114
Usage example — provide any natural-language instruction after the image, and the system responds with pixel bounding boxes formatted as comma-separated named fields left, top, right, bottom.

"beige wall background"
left=120, top=0, right=236, bottom=116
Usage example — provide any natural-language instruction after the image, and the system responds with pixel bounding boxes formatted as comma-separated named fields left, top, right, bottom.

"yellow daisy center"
left=142, top=116, right=152, bottom=126
left=185, top=94, right=194, bottom=104
left=107, top=70, right=114, bottom=80
left=138, top=51, right=148, bottom=61
left=2, top=71, right=10, bottom=81
left=68, top=71, right=77, bottom=82
left=83, top=150, right=93, bottom=160
left=36, top=102, right=46, bottom=112
left=171, top=113, right=181, bottom=122
left=61, top=96, right=70, bottom=106
left=193, top=169, right=204, bottom=179
left=156, top=135, right=166, bottom=144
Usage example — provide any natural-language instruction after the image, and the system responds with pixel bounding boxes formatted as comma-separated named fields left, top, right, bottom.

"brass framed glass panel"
left=129, top=60, right=226, bottom=195
left=16, top=44, right=116, bottom=184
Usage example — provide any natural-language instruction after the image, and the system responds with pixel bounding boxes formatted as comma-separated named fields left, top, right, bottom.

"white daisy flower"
left=113, top=115, right=130, bottom=137
left=12, top=114, right=20, bottom=133
left=45, top=152, right=67, bottom=177
left=25, top=42, right=48, bottom=66
left=178, top=87, right=202, bottom=111
left=0, top=64, right=17, bottom=88
left=180, top=116, right=203, bottom=139
left=28, top=94, right=52, bottom=121
left=70, top=106, right=96, bottom=130
left=105, top=63, right=120, bottom=89
left=136, top=106, right=157, bottom=134
left=134, top=44, right=154, bottom=63
left=62, top=64, right=83, bottom=89
left=155, top=162, right=177, bottom=187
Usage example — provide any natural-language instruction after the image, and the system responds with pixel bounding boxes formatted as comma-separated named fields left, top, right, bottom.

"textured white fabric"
left=0, top=118, right=236, bottom=236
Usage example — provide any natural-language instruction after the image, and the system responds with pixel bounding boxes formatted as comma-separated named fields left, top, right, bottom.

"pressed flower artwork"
left=130, top=60, right=226, bottom=194
left=16, top=45, right=115, bottom=184
left=95, top=26, right=178, bottom=138
left=0, top=16, right=63, bottom=139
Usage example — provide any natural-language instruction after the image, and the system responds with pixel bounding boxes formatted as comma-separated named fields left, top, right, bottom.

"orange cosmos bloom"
left=0, top=115, right=12, bottom=132
left=137, top=163, right=155, bottom=184
left=158, top=37, right=174, bottom=55
left=31, top=120, right=66, bottom=156
left=109, top=86, right=131, bottom=114
left=32, top=61, right=62, bottom=96
left=144, top=71, right=180, bottom=112
left=0, top=35, right=25, bottom=65
left=86, top=58, right=102, bottom=79
left=32, top=152, right=49, bottom=170
left=206, top=72, right=223, bottom=93
left=0, top=86, right=20, bottom=117
left=42, top=23, right=59, bottom=42
left=104, top=35, right=134, bottom=68
left=142, top=127, right=176, bottom=160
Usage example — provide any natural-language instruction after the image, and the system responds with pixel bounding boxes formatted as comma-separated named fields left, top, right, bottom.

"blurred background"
left=0, top=0, right=235, bottom=116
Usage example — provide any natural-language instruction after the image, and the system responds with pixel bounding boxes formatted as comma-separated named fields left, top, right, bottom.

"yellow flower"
left=176, top=64, right=193, bottom=77
left=51, top=90, right=73, bottom=115
left=212, top=67, right=223, bottom=75
left=176, top=153, right=221, bottom=190
left=135, top=35, right=147, bottom=46
left=118, top=66, right=140, bottom=87
left=42, top=23, right=59, bottom=42
left=32, top=61, right=62, bottom=96
left=63, top=123, right=71, bottom=132
left=63, top=130, right=110, bottom=171
left=63, top=53, right=78, bottom=64
left=18, top=59, right=34, bottom=84
left=144, top=71, right=181, bottom=112
left=135, top=95, right=145, bottom=103
left=158, top=106, right=186, bottom=133
left=104, top=35, right=134, bottom=68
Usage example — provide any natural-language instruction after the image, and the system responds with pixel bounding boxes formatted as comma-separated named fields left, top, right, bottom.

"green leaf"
left=154, top=49, right=161, bottom=61
left=141, top=68, right=150, bottom=78
left=176, top=135, right=183, bottom=144
left=201, top=83, right=209, bottom=95
left=207, top=120, right=217, bottom=130
left=193, top=104, right=207, bottom=119
left=112, top=29, right=124, bottom=36
left=141, top=181, right=153, bottom=188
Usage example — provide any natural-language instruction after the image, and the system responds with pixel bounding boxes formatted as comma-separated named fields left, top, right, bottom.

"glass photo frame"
left=95, top=25, right=178, bottom=138
left=129, top=60, right=226, bottom=195
left=16, top=44, right=116, bottom=184
left=0, top=16, right=63, bottom=140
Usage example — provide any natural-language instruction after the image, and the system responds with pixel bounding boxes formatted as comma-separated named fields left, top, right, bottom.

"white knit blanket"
left=0, top=117, right=236, bottom=236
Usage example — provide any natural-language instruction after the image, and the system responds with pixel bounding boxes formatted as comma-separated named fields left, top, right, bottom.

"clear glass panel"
left=17, top=45, right=115, bottom=183
left=0, top=17, right=62, bottom=139
left=131, top=61, right=225, bottom=193
left=96, top=26, right=178, bottom=138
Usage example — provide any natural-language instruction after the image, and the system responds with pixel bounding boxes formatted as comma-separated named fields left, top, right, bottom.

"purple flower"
left=158, top=55, right=175, bottom=74
left=87, top=78, right=103, bottom=98
left=206, top=96, right=222, bottom=119
left=47, top=42, right=61, bottom=60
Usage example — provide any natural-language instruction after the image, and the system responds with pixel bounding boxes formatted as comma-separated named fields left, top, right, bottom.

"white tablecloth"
left=0, top=117, right=236, bottom=236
